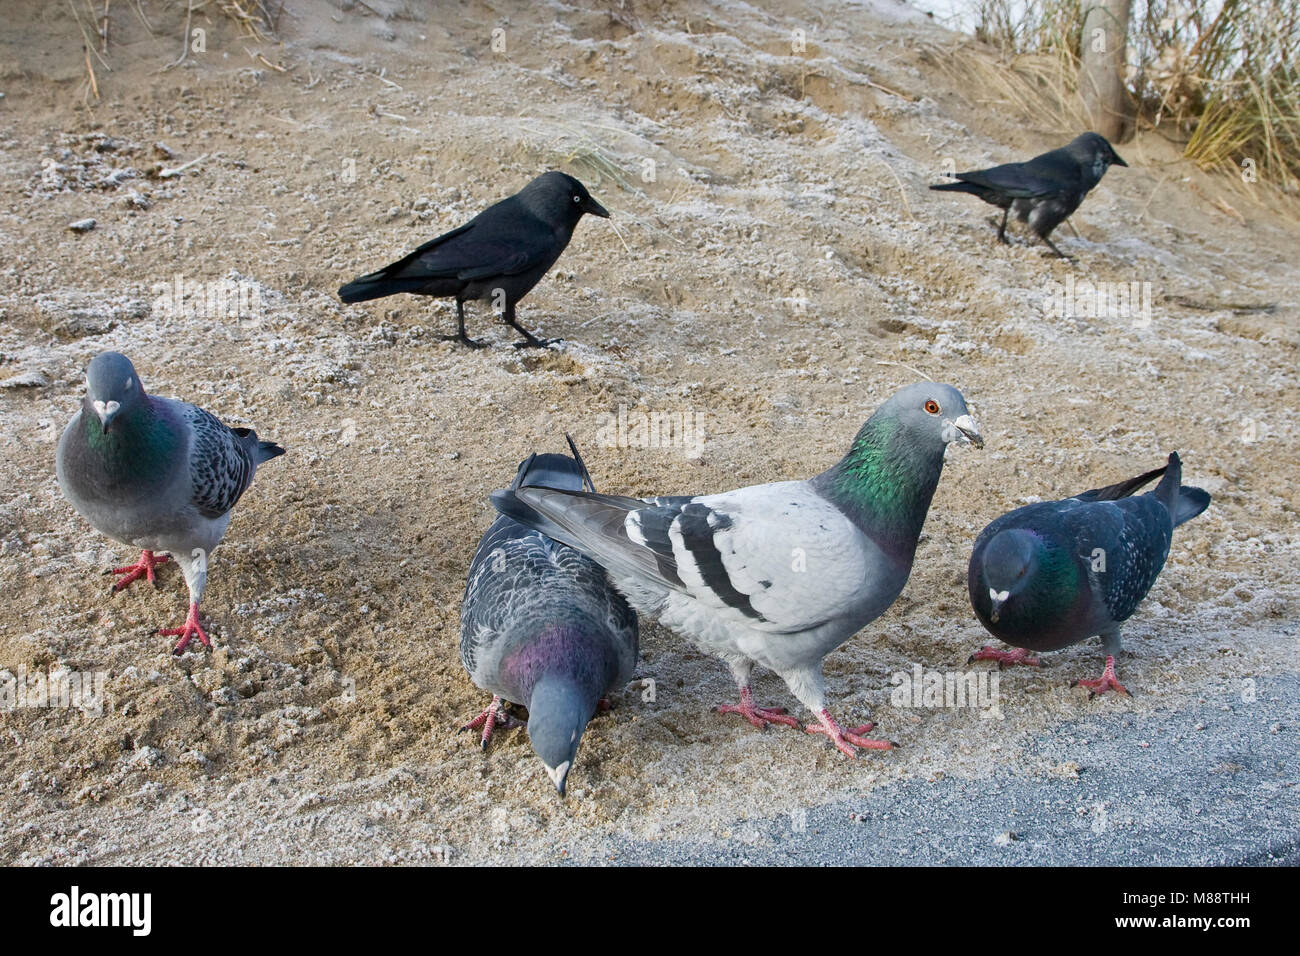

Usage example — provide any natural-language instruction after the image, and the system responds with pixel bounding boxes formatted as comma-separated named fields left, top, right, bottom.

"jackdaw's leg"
left=505, top=302, right=556, bottom=348
left=438, top=299, right=487, bottom=349
left=996, top=206, right=1010, bottom=244
left=1039, top=233, right=1075, bottom=260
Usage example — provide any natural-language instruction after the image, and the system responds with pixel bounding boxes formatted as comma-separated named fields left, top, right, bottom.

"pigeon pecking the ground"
left=56, top=352, right=285, bottom=654
left=967, top=453, right=1210, bottom=695
left=338, top=171, right=609, bottom=348
left=460, top=437, right=638, bottom=796
left=492, top=383, right=983, bottom=757
left=930, top=132, right=1127, bottom=258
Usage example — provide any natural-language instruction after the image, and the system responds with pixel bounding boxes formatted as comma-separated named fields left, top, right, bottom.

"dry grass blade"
left=219, top=0, right=277, bottom=42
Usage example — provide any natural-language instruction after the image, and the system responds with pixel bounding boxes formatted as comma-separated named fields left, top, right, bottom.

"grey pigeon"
left=460, top=437, right=638, bottom=796
left=338, top=171, right=610, bottom=348
left=968, top=453, right=1210, bottom=695
left=930, top=132, right=1127, bottom=258
left=491, top=383, right=983, bottom=757
left=56, top=352, right=285, bottom=654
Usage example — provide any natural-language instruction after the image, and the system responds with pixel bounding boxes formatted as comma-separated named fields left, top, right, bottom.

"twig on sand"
left=157, top=153, right=209, bottom=178
left=1138, top=173, right=1169, bottom=221
left=99, top=0, right=112, bottom=54
left=879, top=159, right=914, bottom=221
left=867, top=77, right=913, bottom=101
left=164, top=0, right=195, bottom=71
left=875, top=360, right=933, bottom=382
left=68, top=0, right=111, bottom=100
left=130, top=0, right=153, bottom=32
left=1187, top=180, right=1246, bottom=223
left=605, top=217, right=632, bottom=256
left=245, top=47, right=287, bottom=72
left=83, top=44, right=99, bottom=100
left=1164, top=294, right=1276, bottom=314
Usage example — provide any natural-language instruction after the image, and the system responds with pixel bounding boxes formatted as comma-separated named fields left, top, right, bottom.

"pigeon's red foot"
left=1073, top=655, right=1130, bottom=698
left=461, top=695, right=525, bottom=750
left=970, top=645, right=1041, bottom=668
left=161, top=603, right=211, bottom=654
left=717, top=686, right=802, bottom=730
left=106, top=550, right=170, bottom=593
left=805, top=710, right=894, bottom=757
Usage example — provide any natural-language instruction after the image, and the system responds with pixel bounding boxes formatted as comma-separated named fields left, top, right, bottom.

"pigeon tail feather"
left=510, top=437, right=595, bottom=494
left=1152, top=452, right=1211, bottom=527
left=230, top=426, right=285, bottom=464
left=1075, top=463, right=1167, bottom=502
left=256, top=439, right=286, bottom=463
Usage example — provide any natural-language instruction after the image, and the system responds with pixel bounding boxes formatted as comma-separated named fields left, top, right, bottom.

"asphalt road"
left=600, top=672, right=1298, bottom=865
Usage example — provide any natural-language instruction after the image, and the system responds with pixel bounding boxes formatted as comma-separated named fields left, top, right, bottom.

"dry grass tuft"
left=938, top=0, right=1300, bottom=207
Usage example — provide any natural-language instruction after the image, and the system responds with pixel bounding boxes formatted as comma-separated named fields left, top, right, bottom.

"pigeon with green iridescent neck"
left=968, top=453, right=1210, bottom=695
left=491, top=383, right=982, bottom=757
left=56, top=352, right=285, bottom=654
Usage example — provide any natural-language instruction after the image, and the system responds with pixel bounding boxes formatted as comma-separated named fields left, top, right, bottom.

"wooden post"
left=1080, top=0, right=1134, bottom=142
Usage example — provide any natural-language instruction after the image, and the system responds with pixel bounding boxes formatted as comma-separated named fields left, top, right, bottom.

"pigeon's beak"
left=988, top=587, right=1009, bottom=623
left=583, top=197, right=610, bottom=219
left=948, top=414, right=984, bottom=448
left=93, top=399, right=121, bottom=433
left=544, top=760, right=571, bottom=797
left=1112, top=152, right=1128, bottom=167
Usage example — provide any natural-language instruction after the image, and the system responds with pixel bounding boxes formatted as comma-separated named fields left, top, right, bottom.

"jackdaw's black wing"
left=955, top=156, right=1074, bottom=199
left=339, top=197, right=552, bottom=302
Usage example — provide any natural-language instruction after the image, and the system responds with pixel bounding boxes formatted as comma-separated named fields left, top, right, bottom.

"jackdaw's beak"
left=584, top=197, right=610, bottom=219
left=1112, top=152, right=1128, bottom=167
left=545, top=760, right=570, bottom=797
left=949, top=414, right=984, bottom=448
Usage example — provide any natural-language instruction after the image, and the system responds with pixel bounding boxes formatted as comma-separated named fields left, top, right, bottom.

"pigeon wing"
left=182, top=404, right=259, bottom=519
left=505, top=482, right=870, bottom=634
left=1059, top=497, right=1173, bottom=624
left=461, top=518, right=637, bottom=685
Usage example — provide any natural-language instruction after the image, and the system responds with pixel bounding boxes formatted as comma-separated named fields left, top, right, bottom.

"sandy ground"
left=0, top=0, right=1296, bottom=865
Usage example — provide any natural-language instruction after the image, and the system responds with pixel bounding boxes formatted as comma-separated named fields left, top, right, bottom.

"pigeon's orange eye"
left=924, top=400, right=941, bottom=415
